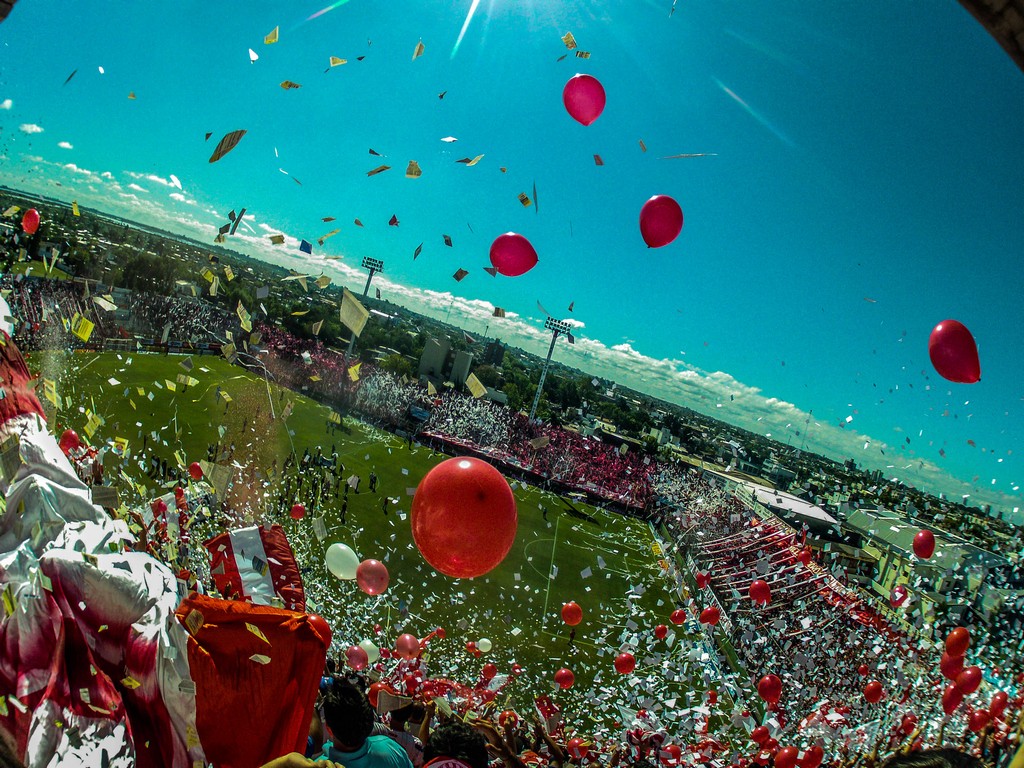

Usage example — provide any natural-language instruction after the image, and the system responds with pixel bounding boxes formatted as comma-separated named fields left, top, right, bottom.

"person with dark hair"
left=882, top=750, right=983, bottom=768
left=320, top=681, right=413, bottom=768
left=387, top=702, right=427, bottom=767
left=423, top=722, right=489, bottom=768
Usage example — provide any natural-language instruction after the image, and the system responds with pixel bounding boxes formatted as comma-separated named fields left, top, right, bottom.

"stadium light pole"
left=529, top=317, right=573, bottom=422
left=346, top=257, right=385, bottom=361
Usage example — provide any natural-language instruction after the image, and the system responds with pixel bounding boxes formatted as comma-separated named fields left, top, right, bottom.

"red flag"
left=175, top=595, right=329, bottom=768
left=204, top=525, right=305, bottom=611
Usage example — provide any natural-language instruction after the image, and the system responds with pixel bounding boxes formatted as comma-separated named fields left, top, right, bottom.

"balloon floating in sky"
left=290, top=503, right=306, bottom=521
left=699, top=606, right=721, bottom=626
left=356, top=559, right=390, bottom=595
left=59, top=429, right=80, bottom=453
left=749, top=579, right=772, bottom=606
left=946, top=626, right=971, bottom=657
left=614, top=652, right=636, bottom=674
left=489, top=232, right=538, bottom=277
left=21, top=208, right=40, bottom=235
left=554, top=667, right=575, bottom=689
left=188, top=461, right=204, bottom=481
left=411, top=457, right=518, bottom=578
left=757, top=673, right=783, bottom=704
left=395, top=633, right=420, bottom=660
left=358, top=639, right=380, bottom=664
left=562, top=74, right=606, bottom=126
left=476, top=637, right=492, bottom=653
left=669, top=608, right=687, bottom=625
left=639, top=195, right=684, bottom=248
left=561, top=601, right=583, bottom=626
left=346, top=644, right=369, bottom=671
left=912, top=529, right=935, bottom=560
left=863, top=681, right=884, bottom=704
left=928, top=319, right=980, bottom=383
left=325, top=542, right=359, bottom=580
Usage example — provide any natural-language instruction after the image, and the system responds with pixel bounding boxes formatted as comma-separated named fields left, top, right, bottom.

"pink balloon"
left=929, top=319, right=980, bottom=383
left=639, top=195, right=684, bottom=248
left=356, top=559, right=390, bottom=595
left=396, top=633, right=420, bottom=660
left=346, top=644, right=369, bottom=670
left=562, top=74, right=606, bottom=126
left=489, top=232, right=538, bottom=277
left=21, top=209, right=40, bottom=235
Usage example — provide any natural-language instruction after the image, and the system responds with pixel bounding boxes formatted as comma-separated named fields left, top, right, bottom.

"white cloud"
left=57, top=141, right=73, bottom=150
left=127, top=183, right=146, bottom=192
left=101, top=171, right=114, bottom=180
left=169, top=192, right=186, bottom=202
left=19, top=123, right=44, bottom=134
left=62, top=163, right=95, bottom=177
left=125, top=171, right=171, bottom=187
left=0, top=99, right=12, bottom=110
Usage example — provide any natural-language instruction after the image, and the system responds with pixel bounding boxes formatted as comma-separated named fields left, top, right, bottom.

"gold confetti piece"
left=453, top=268, right=469, bottom=282
left=443, top=234, right=452, bottom=247
left=639, top=139, right=647, bottom=152
left=72, top=201, right=80, bottom=216
left=561, top=32, right=577, bottom=50
left=412, top=40, right=425, bottom=60
left=455, top=155, right=485, bottom=166
left=246, top=622, right=270, bottom=644
left=121, top=677, right=141, bottom=690
left=269, top=234, right=285, bottom=245
left=128, top=91, right=136, bottom=99
left=499, top=167, right=507, bottom=173
left=209, top=130, right=246, bottom=163
left=594, top=154, right=604, bottom=166
left=348, top=362, right=361, bottom=382
left=367, top=165, right=391, bottom=176
left=184, top=609, right=204, bottom=635
left=354, top=218, right=363, bottom=227
left=406, top=160, right=422, bottom=178
left=329, top=57, right=347, bottom=67
left=517, top=193, right=532, bottom=207
left=250, top=654, right=272, bottom=665
left=291, top=310, right=310, bottom=316
left=280, top=80, right=302, bottom=90
left=265, top=26, right=279, bottom=44
left=575, top=51, right=591, bottom=59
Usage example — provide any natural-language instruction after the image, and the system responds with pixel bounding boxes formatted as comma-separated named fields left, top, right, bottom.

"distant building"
left=418, top=337, right=450, bottom=379
left=483, top=339, right=506, bottom=366
left=450, top=350, right=473, bottom=387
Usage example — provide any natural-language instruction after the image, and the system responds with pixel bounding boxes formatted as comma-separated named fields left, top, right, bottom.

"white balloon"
left=477, top=638, right=492, bottom=653
left=325, top=542, right=359, bottom=580
left=359, top=638, right=380, bottom=664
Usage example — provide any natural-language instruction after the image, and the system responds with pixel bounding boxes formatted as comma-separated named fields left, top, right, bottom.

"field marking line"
left=540, top=513, right=560, bottom=630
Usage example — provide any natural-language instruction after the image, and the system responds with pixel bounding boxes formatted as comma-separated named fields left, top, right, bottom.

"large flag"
left=204, top=525, right=306, bottom=612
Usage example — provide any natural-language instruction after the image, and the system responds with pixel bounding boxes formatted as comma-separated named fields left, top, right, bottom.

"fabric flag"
left=339, top=288, right=370, bottom=337
left=348, top=362, right=362, bottom=382
left=70, top=313, right=95, bottom=343
left=72, top=200, right=80, bottom=216
left=175, top=594, right=328, bottom=768
left=203, top=525, right=306, bottom=612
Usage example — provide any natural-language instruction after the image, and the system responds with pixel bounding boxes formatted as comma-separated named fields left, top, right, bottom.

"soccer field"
left=30, top=349, right=719, bottom=735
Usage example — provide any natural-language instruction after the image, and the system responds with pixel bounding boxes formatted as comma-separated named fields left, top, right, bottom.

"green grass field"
left=29, top=350, right=725, bottom=736
left=11, top=260, right=71, bottom=279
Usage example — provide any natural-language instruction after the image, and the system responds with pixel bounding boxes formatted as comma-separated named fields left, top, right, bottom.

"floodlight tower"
left=529, top=317, right=573, bottom=422
left=360, top=256, right=384, bottom=297
left=344, top=257, right=385, bottom=366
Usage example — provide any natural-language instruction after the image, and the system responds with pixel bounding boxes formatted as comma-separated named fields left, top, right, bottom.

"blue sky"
left=2, top=0, right=1024, bottom=519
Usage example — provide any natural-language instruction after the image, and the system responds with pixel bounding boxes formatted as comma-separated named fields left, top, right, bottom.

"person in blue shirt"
left=319, top=680, right=414, bottom=768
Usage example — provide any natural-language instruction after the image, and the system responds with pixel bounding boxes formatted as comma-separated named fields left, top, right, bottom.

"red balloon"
left=857, top=664, right=869, bottom=677
left=58, top=429, right=81, bottom=452
left=699, top=606, right=721, bottom=626
left=188, top=461, right=204, bottom=480
left=890, top=585, right=909, bottom=608
left=614, top=652, right=636, bottom=675
left=913, top=530, right=936, bottom=559
left=466, top=641, right=478, bottom=653
left=411, top=457, right=518, bottom=578
left=561, top=601, right=583, bottom=626
left=796, top=549, right=812, bottom=566
left=567, top=738, right=589, bottom=761
left=482, top=663, right=498, bottom=680
left=368, top=681, right=387, bottom=708
left=757, top=674, right=782, bottom=704
left=21, top=209, right=40, bottom=235
left=396, top=633, right=420, bottom=660
left=798, top=746, right=824, bottom=768
left=290, top=503, right=306, bottom=520
left=654, top=624, right=669, bottom=640
left=346, top=644, right=369, bottom=670
left=356, top=559, right=390, bottom=595
left=900, top=714, right=918, bottom=735
left=968, top=710, right=990, bottom=733
left=940, top=652, right=965, bottom=681
left=435, top=627, right=446, bottom=640
left=946, top=627, right=970, bottom=657
left=639, top=195, right=684, bottom=249
left=153, top=498, right=168, bottom=515
left=775, top=747, right=799, bottom=768
left=956, top=666, right=983, bottom=694
left=498, top=710, right=518, bottom=727
left=562, top=74, right=606, bottom=126
left=695, top=573, right=709, bottom=589
left=942, top=683, right=964, bottom=715
left=749, top=579, right=772, bottom=606
left=307, top=613, right=332, bottom=646
left=659, top=744, right=682, bottom=766
left=489, top=232, right=539, bottom=278
left=863, top=681, right=884, bottom=704
left=750, top=726, right=770, bottom=746
left=929, top=319, right=980, bottom=384
left=554, top=667, right=575, bottom=689
left=669, top=608, right=687, bottom=625
left=990, top=691, right=1009, bottom=719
